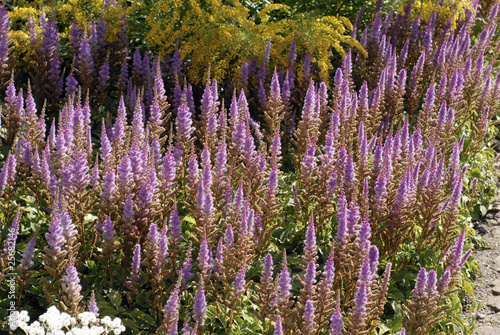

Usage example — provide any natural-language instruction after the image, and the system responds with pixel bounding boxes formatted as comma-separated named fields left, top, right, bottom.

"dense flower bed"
left=1, top=0, right=499, bottom=334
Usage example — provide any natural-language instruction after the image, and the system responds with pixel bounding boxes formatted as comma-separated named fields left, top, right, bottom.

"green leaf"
left=130, top=310, right=156, bottom=327
left=107, top=289, right=122, bottom=309
left=183, top=215, right=196, bottom=224
left=121, top=318, right=139, bottom=332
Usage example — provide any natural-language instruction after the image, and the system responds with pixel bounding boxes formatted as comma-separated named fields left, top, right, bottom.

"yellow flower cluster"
left=142, top=0, right=363, bottom=84
left=403, top=0, right=474, bottom=29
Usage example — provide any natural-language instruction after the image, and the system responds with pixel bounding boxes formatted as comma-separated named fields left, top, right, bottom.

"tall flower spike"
left=276, top=250, right=292, bottom=312
left=0, top=154, right=13, bottom=194
left=214, top=239, right=223, bottom=274
left=62, top=263, right=84, bottom=313
left=262, top=252, right=274, bottom=288
left=335, top=193, right=348, bottom=249
left=351, top=281, right=368, bottom=332
left=19, top=234, right=36, bottom=272
left=304, top=212, right=317, bottom=264
left=45, top=212, right=65, bottom=254
left=274, top=315, right=283, bottom=335
left=224, top=224, right=234, bottom=247
left=178, top=248, right=194, bottom=283
left=89, top=290, right=99, bottom=318
left=117, top=155, right=133, bottom=192
left=193, top=280, right=207, bottom=324
left=233, top=266, right=247, bottom=296
left=131, top=244, right=141, bottom=279
left=101, top=169, right=117, bottom=203
left=169, top=201, right=182, bottom=243
left=176, top=93, right=195, bottom=150
left=301, top=260, right=317, bottom=304
left=302, top=299, right=316, bottom=335
left=198, top=231, right=211, bottom=275
left=162, top=285, right=180, bottom=334
left=329, top=303, right=343, bottom=335
left=102, top=216, right=115, bottom=248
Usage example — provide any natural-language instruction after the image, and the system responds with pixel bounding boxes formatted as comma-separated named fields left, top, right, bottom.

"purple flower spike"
left=400, top=328, right=406, bottom=335
left=302, top=260, right=317, bottom=299
left=320, top=251, right=335, bottom=288
left=61, top=150, right=90, bottom=193
left=449, top=228, right=468, bottom=275
left=102, top=216, right=115, bottom=246
left=213, top=238, right=223, bottom=274
left=169, top=201, right=182, bottom=243
left=357, top=217, right=371, bottom=253
left=224, top=224, right=234, bottom=247
left=62, top=263, right=82, bottom=299
left=19, top=234, right=36, bottom=272
left=176, top=94, right=195, bottom=148
left=437, top=267, right=451, bottom=295
left=270, top=67, right=281, bottom=101
left=368, top=245, right=379, bottom=275
left=351, top=281, right=368, bottom=329
left=178, top=251, right=194, bottom=283
left=193, top=280, right=207, bottom=324
left=117, top=154, right=133, bottom=193
left=45, top=214, right=65, bottom=254
left=304, top=212, right=317, bottom=263
left=329, top=304, right=343, bottom=335
left=163, top=286, right=180, bottom=334
left=274, top=315, right=283, bottom=335
left=198, top=233, right=211, bottom=275
left=0, top=154, right=13, bottom=193
left=98, top=61, right=110, bottom=89
left=262, top=252, right=274, bottom=282
left=158, top=226, right=169, bottom=268
left=427, top=269, right=437, bottom=296
left=346, top=199, right=360, bottom=236
left=302, top=299, right=316, bottom=334
left=181, top=319, right=191, bottom=335
left=232, top=266, right=247, bottom=296
left=415, top=267, right=427, bottom=298
left=89, top=290, right=99, bottom=318
left=335, top=193, right=348, bottom=248
left=131, top=244, right=141, bottom=277
left=302, top=53, right=311, bottom=80
left=277, top=251, right=292, bottom=304
left=267, top=163, right=279, bottom=198
left=101, top=169, right=117, bottom=202
left=148, top=223, right=159, bottom=247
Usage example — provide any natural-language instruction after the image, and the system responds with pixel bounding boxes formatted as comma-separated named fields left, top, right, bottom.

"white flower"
left=90, top=326, right=105, bottom=335
left=24, top=321, right=45, bottom=335
left=77, top=312, right=97, bottom=326
left=100, top=316, right=111, bottom=326
left=8, top=310, right=31, bottom=330
left=11, top=306, right=125, bottom=335
left=39, top=307, right=70, bottom=333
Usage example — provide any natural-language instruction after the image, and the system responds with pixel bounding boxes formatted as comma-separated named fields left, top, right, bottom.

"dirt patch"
left=471, top=202, right=500, bottom=333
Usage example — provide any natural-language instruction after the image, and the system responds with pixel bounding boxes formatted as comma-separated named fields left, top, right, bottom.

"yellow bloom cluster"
left=403, top=0, right=474, bottom=29
left=142, top=0, right=362, bottom=84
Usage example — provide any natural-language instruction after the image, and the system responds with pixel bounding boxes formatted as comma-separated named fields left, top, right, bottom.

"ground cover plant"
left=1, top=0, right=500, bottom=334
